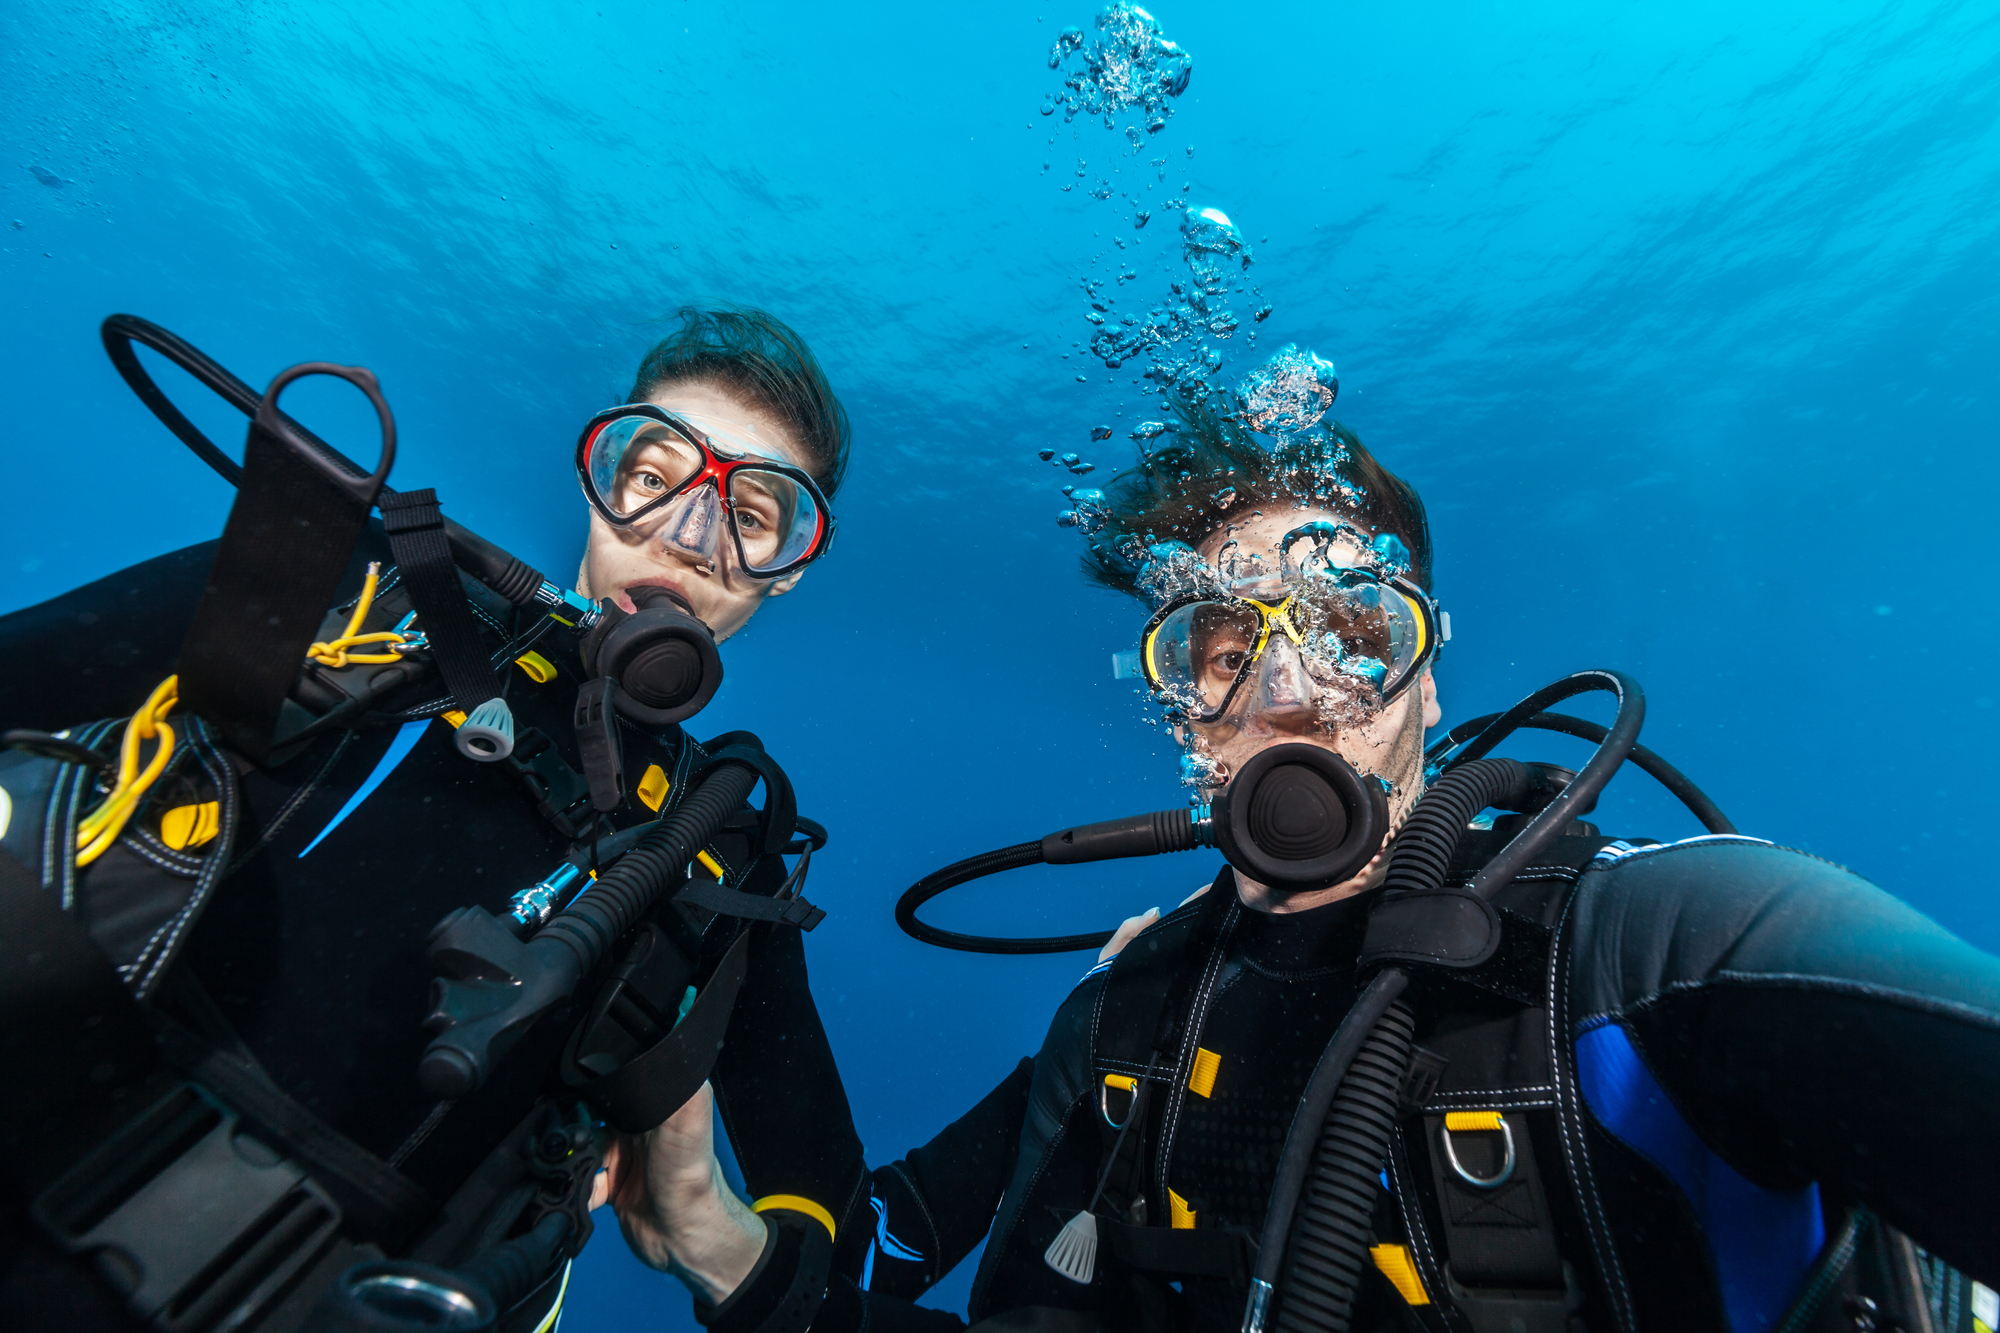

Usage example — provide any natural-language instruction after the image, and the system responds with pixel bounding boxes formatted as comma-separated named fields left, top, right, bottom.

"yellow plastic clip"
left=159, top=801, right=221, bottom=851
left=695, top=850, right=726, bottom=880
left=1187, top=1047, right=1221, bottom=1098
left=1369, top=1244, right=1431, bottom=1305
left=514, top=651, right=557, bottom=683
left=636, top=764, right=670, bottom=813
left=1103, top=1074, right=1138, bottom=1094
left=1169, top=1189, right=1197, bottom=1230
left=751, top=1195, right=836, bottom=1242
left=441, top=709, right=468, bottom=728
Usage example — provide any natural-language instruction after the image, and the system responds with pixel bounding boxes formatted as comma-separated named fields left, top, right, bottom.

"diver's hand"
left=589, top=1082, right=767, bottom=1302
left=1095, top=885, right=1211, bottom=964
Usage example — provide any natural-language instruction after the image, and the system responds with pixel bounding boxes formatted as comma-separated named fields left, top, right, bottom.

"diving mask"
left=576, top=404, right=834, bottom=579
left=1140, top=565, right=1444, bottom=725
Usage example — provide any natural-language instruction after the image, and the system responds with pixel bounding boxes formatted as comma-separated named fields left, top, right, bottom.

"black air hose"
left=539, top=760, right=761, bottom=968
left=1246, top=758, right=1538, bottom=1333
left=1379, top=757, right=1535, bottom=897
left=1273, top=1001, right=1417, bottom=1333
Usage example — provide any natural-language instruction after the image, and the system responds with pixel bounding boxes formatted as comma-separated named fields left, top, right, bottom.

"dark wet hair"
left=1082, top=388, right=1433, bottom=597
left=627, top=306, right=851, bottom=499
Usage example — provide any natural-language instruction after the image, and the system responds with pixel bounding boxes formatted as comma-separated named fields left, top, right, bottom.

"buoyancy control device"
left=0, top=316, right=827, bottom=1333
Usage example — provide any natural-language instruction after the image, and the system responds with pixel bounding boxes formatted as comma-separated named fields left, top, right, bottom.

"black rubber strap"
left=676, top=878, right=824, bottom=930
left=565, top=928, right=754, bottom=1134
left=177, top=416, right=373, bottom=761
left=380, top=489, right=497, bottom=711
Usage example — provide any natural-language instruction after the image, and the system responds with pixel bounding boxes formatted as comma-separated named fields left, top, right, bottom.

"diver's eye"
left=1212, top=650, right=1247, bottom=676
left=735, top=508, right=766, bottom=532
left=634, top=472, right=667, bottom=493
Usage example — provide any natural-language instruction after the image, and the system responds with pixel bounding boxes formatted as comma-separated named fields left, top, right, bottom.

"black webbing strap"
left=1422, top=1110, right=1566, bottom=1291
left=1099, top=1216, right=1258, bottom=1286
left=155, top=1020, right=436, bottom=1248
left=380, top=488, right=497, bottom=711
left=564, top=927, right=753, bottom=1134
left=177, top=398, right=378, bottom=762
left=676, top=878, right=825, bottom=930
left=0, top=850, right=162, bottom=1194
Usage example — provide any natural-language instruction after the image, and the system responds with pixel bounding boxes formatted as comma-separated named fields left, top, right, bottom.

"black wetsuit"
left=709, top=835, right=2000, bottom=1333
left=0, top=540, right=802, bottom=1331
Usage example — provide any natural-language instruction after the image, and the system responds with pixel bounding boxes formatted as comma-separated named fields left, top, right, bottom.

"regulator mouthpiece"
left=579, top=585, right=724, bottom=725
left=1210, top=743, right=1389, bottom=892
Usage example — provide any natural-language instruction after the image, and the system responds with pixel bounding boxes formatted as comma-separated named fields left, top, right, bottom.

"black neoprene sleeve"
left=1569, top=839, right=2000, bottom=1282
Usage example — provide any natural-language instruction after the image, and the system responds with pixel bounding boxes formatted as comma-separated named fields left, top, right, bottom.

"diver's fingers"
left=1098, top=907, right=1161, bottom=964
left=591, top=1138, right=622, bottom=1211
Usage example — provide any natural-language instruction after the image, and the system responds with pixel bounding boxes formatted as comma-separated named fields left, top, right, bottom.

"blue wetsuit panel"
left=1576, top=1021, right=1824, bottom=1333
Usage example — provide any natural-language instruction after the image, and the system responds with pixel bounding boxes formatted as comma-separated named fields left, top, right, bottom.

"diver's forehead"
left=1198, top=506, right=1367, bottom=566
left=642, top=383, right=806, bottom=470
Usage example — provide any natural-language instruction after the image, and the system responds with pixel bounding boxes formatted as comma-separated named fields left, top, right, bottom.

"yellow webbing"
left=636, top=764, right=670, bottom=813
left=1187, top=1047, right=1221, bottom=1098
left=1369, top=1244, right=1430, bottom=1305
left=1444, top=1111, right=1506, bottom=1132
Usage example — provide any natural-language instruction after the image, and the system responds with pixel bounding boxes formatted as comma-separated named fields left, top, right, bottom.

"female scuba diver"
left=0, top=306, right=853, bottom=1333
left=596, top=387, right=2000, bottom=1333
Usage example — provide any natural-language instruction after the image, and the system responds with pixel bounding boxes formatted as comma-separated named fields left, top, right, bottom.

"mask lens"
left=1290, top=578, right=1425, bottom=698
left=1148, top=601, right=1262, bottom=718
left=726, top=467, right=822, bottom=573
left=586, top=417, right=704, bottom=522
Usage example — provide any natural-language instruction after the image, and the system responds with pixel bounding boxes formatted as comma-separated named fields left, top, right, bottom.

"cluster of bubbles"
left=1043, top=4, right=1193, bottom=134
left=1028, top=8, right=1393, bottom=795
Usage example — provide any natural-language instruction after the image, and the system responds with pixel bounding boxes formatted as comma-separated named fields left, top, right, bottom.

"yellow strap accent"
left=636, top=764, right=670, bottom=813
left=1103, top=1074, right=1138, bottom=1094
left=752, top=1195, right=836, bottom=1241
left=695, top=849, right=726, bottom=880
left=159, top=802, right=221, bottom=851
left=1169, top=1189, right=1196, bottom=1230
left=1369, top=1244, right=1430, bottom=1305
left=514, top=650, right=557, bottom=683
left=441, top=709, right=468, bottom=728
left=1444, top=1111, right=1506, bottom=1132
left=1187, top=1047, right=1221, bottom=1098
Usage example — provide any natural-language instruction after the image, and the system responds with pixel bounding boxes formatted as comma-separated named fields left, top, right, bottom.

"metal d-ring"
left=1100, top=1074, right=1140, bottom=1130
left=1440, top=1113, right=1516, bottom=1190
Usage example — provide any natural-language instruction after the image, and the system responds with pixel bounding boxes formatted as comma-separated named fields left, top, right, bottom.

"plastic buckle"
left=30, top=1083, right=343, bottom=1332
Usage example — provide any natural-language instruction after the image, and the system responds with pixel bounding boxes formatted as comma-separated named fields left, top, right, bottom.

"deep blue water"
left=5, top=1, right=1997, bottom=1327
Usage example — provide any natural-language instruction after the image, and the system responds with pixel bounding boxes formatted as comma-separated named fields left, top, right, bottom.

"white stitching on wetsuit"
left=1550, top=866, right=1636, bottom=1330
left=1151, top=898, right=1239, bottom=1206
left=1422, top=1087, right=1559, bottom=1111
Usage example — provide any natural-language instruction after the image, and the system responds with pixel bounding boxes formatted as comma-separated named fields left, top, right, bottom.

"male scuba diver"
left=596, top=388, right=2000, bottom=1333
left=0, top=307, right=857, bottom=1332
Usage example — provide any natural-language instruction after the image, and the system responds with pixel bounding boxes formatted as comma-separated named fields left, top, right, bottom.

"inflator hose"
left=418, top=755, right=761, bottom=1097
left=1432, top=709, right=1735, bottom=835
left=1249, top=672, right=1645, bottom=1333
left=895, top=843, right=1087, bottom=954
left=1248, top=756, right=1538, bottom=1333
left=540, top=758, right=761, bottom=969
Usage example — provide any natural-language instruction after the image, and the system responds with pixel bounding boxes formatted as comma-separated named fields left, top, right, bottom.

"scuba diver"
left=0, top=306, right=862, bottom=1332
left=595, top=388, right=2000, bottom=1333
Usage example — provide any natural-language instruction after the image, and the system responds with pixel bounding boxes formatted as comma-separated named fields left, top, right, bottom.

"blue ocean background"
left=4, top=1, right=1997, bottom=1326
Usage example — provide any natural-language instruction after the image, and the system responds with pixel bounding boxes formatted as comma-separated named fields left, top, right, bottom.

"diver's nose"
left=1252, top=635, right=1319, bottom=728
left=659, top=482, right=723, bottom=567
